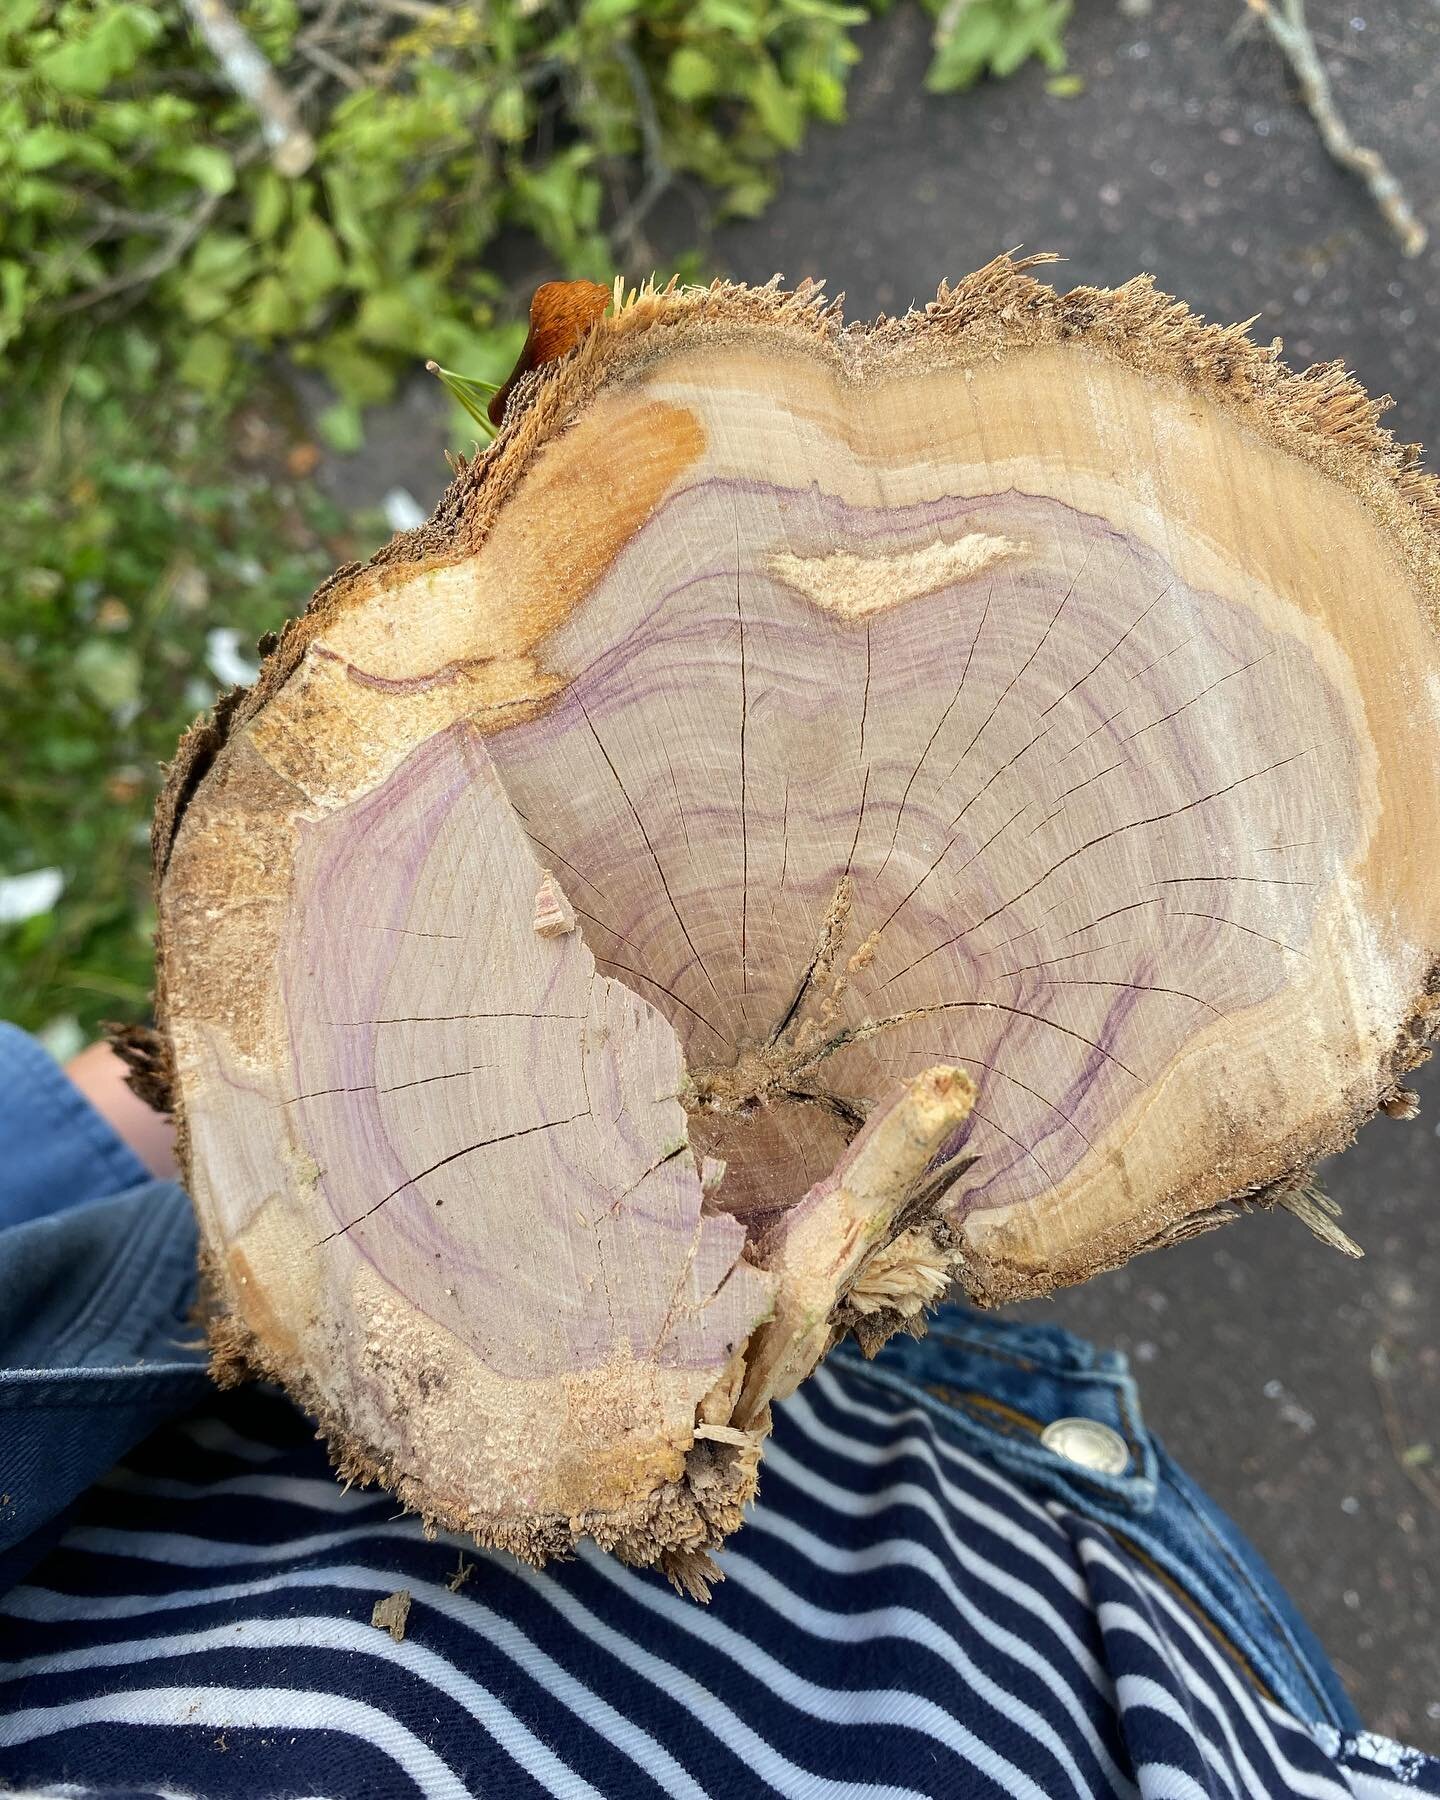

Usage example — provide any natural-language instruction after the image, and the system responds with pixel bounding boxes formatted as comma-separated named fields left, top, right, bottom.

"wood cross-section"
left=147, top=259, right=1440, bottom=1582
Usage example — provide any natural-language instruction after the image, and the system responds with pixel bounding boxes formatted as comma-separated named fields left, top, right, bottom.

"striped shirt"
left=2, top=1351, right=1434, bottom=1799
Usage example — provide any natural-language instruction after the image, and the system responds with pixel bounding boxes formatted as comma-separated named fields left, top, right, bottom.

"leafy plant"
left=1, top=0, right=1069, bottom=436
left=0, top=366, right=374, bottom=1040
left=926, top=0, right=1070, bottom=94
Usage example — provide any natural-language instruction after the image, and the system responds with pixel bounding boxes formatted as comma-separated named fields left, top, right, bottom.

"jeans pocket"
left=842, top=1307, right=1161, bottom=1516
left=841, top=1306, right=1361, bottom=1733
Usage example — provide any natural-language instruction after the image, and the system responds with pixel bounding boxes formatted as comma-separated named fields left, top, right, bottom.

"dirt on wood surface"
left=307, top=0, right=1440, bottom=1748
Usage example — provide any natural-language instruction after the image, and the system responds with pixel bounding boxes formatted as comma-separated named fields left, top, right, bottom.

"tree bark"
left=141, top=257, right=1440, bottom=1590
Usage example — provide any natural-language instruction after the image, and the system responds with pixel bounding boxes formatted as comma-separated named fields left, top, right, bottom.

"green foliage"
left=926, top=0, right=1071, bottom=94
left=0, top=368, right=374, bottom=1040
left=1, top=0, right=1068, bottom=418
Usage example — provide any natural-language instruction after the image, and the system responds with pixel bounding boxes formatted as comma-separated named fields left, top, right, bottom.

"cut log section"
left=143, top=258, right=1440, bottom=1586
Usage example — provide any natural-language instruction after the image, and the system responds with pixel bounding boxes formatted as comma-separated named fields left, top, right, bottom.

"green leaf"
left=283, top=214, right=345, bottom=305
left=354, top=286, right=422, bottom=350
left=313, top=337, right=395, bottom=405
left=320, top=170, right=375, bottom=257
left=166, top=143, right=234, bottom=197
left=744, top=57, right=805, bottom=148
left=926, top=0, right=1070, bottom=89
left=667, top=46, right=720, bottom=101
left=0, top=0, right=45, bottom=37
left=695, top=0, right=765, bottom=42
left=13, top=126, right=82, bottom=171
left=316, top=400, right=364, bottom=452
left=176, top=329, right=234, bottom=393
left=74, top=639, right=142, bottom=713
left=782, top=0, right=867, bottom=22
left=121, top=326, right=160, bottom=380
left=176, top=232, right=254, bottom=321
left=36, top=5, right=163, bottom=94
left=426, top=362, right=498, bottom=438
left=71, top=364, right=107, bottom=401
left=249, top=168, right=289, bottom=241
left=489, top=83, right=529, bottom=143
left=0, top=260, right=27, bottom=349
left=722, top=169, right=776, bottom=217
left=241, top=272, right=299, bottom=338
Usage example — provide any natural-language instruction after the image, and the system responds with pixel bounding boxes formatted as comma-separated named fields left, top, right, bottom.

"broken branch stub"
left=149, top=260, right=1440, bottom=1585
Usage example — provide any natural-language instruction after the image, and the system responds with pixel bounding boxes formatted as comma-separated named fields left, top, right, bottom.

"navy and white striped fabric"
left=2, top=1354, right=1434, bottom=1799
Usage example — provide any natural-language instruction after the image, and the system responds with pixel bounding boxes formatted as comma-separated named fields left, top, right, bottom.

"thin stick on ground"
left=1245, top=0, right=1427, bottom=257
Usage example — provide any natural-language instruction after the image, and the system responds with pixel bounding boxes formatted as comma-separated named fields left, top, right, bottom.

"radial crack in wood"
left=147, top=259, right=1440, bottom=1579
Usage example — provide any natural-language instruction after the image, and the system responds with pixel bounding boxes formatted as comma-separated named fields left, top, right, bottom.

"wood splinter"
left=532, top=869, right=576, bottom=938
left=142, top=260, right=1440, bottom=1592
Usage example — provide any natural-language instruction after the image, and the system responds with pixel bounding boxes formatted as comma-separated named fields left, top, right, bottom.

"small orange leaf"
left=489, top=279, right=612, bottom=425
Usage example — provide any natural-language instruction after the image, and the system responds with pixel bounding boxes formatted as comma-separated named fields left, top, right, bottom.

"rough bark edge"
left=960, top=959, right=1440, bottom=1306
left=143, top=255, right=1440, bottom=1295
left=198, top=1065, right=977, bottom=1585
left=106, top=1019, right=175, bottom=1115
left=150, top=254, right=1440, bottom=890
left=198, top=1247, right=765, bottom=1596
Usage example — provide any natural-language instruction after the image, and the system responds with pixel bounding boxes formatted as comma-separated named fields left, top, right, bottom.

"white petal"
left=383, top=488, right=427, bottom=533
left=205, top=627, right=260, bottom=689
left=0, top=867, right=65, bottom=924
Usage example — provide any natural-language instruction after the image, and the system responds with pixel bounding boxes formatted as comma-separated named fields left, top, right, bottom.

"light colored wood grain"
left=152, top=261, right=1440, bottom=1581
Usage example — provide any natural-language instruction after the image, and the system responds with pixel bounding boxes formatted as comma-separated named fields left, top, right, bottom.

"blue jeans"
left=0, top=1022, right=1361, bottom=1735
left=0, top=1025, right=211, bottom=1593
left=837, top=1316, right=1362, bottom=1734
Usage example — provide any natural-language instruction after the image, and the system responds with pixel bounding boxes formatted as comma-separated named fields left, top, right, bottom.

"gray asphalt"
left=317, top=0, right=1440, bottom=1745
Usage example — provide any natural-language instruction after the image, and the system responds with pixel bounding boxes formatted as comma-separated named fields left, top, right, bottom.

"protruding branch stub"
left=732, top=1063, right=976, bottom=1433
left=150, top=260, right=1440, bottom=1587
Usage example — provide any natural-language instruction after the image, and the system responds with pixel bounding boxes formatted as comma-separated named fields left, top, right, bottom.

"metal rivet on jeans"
left=1040, top=1416, right=1129, bottom=1475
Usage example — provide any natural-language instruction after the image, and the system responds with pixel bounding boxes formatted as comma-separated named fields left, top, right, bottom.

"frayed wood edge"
left=199, top=1247, right=768, bottom=1592
left=192, top=1069, right=982, bottom=1594
left=151, top=253, right=1440, bottom=885
left=105, top=1019, right=176, bottom=1115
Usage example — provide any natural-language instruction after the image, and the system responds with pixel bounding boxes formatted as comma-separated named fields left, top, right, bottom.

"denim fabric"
left=836, top=1315, right=1363, bottom=1734
left=0, top=1022, right=153, bottom=1224
left=0, top=1022, right=1361, bottom=1739
left=0, top=1026, right=209, bottom=1591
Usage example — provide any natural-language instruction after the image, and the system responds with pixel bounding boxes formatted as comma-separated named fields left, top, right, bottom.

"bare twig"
left=446, top=1554, right=476, bottom=1593
left=609, top=41, right=672, bottom=256
left=1245, top=0, right=1427, bottom=256
left=50, top=191, right=226, bottom=315
left=181, top=0, right=317, bottom=176
left=295, top=38, right=365, bottom=91
left=49, top=139, right=265, bottom=316
left=362, top=0, right=450, bottom=18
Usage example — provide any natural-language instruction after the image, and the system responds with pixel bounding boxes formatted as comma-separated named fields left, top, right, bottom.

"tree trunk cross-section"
left=142, top=257, right=1440, bottom=1589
